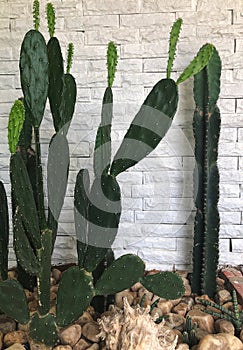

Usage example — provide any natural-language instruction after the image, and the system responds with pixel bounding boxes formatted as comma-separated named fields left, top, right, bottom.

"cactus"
left=167, top=18, right=182, bottom=79
left=8, top=100, right=25, bottom=154
left=66, top=42, right=74, bottom=74
left=191, top=47, right=221, bottom=297
left=29, top=313, right=59, bottom=346
left=198, top=290, right=243, bottom=334
left=182, top=316, right=198, bottom=347
left=0, top=182, right=9, bottom=281
left=46, top=2, right=55, bottom=38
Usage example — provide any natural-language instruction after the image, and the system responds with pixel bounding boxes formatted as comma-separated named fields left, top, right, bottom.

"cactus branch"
left=66, top=43, right=74, bottom=74
left=167, top=18, right=182, bottom=79
left=33, top=0, right=40, bottom=31
left=107, top=41, right=118, bottom=88
left=46, top=3, right=56, bottom=38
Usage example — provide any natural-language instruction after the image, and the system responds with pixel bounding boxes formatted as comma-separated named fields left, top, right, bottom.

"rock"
left=150, top=307, right=163, bottom=319
left=28, top=299, right=38, bottom=312
left=216, top=277, right=225, bottom=288
left=240, top=328, right=243, bottom=342
left=52, top=268, right=62, bottom=283
left=195, top=294, right=213, bottom=304
left=176, top=344, right=190, bottom=350
left=157, top=300, right=174, bottom=315
left=197, top=333, right=243, bottom=350
left=222, top=301, right=234, bottom=310
left=5, top=344, right=26, bottom=350
left=73, top=338, right=91, bottom=350
left=217, top=289, right=232, bottom=304
left=137, top=287, right=153, bottom=306
left=172, top=302, right=188, bottom=317
left=87, top=345, right=99, bottom=350
left=76, top=311, right=94, bottom=326
left=181, top=296, right=194, bottom=309
left=82, top=322, right=100, bottom=343
left=7, top=270, right=17, bottom=279
left=18, top=322, right=29, bottom=332
left=53, top=346, right=72, bottom=350
left=215, top=319, right=235, bottom=335
left=164, top=313, right=185, bottom=331
left=0, top=315, right=16, bottom=334
left=195, top=328, right=210, bottom=341
left=131, top=282, right=143, bottom=292
left=0, top=331, right=3, bottom=349
left=50, top=285, right=59, bottom=294
left=187, top=310, right=215, bottom=333
left=3, top=331, right=28, bottom=347
left=157, top=324, right=178, bottom=348
left=115, top=290, right=134, bottom=309
left=28, top=339, right=52, bottom=350
left=59, top=324, right=82, bottom=346
left=182, top=278, right=191, bottom=296
left=24, top=289, right=34, bottom=301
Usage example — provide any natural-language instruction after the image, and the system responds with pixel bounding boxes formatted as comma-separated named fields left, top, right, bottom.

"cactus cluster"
left=0, top=8, right=222, bottom=347
left=191, top=47, right=222, bottom=298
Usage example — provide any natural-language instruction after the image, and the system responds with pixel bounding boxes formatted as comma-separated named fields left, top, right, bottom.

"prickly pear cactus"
left=8, top=100, right=25, bottom=154
left=0, top=181, right=9, bottom=281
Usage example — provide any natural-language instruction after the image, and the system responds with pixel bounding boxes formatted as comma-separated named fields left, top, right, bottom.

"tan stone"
left=50, top=285, right=59, bottom=294
left=223, top=301, right=234, bottom=310
left=187, top=309, right=215, bottom=333
left=115, top=290, right=134, bottom=308
left=172, top=302, right=188, bottom=317
left=59, top=324, right=82, bottom=346
left=0, top=330, right=3, bottom=349
left=182, top=278, right=191, bottom=296
left=82, top=322, right=100, bottom=343
left=76, top=311, right=94, bottom=326
left=130, top=282, right=143, bottom=292
left=240, top=328, right=243, bottom=342
left=53, top=346, right=72, bottom=350
left=51, top=268, right=62, bottom=283
left=216, top=277, right=225, bottom=288
left=164, top=313, right=185, bottom=331
left=195, top=328, right=210, bottom=341
left=24, top=289, right=34, bottom=301
left=215, top=319, right=235, bottom=335
left=137, top=287, right=153, bottom=306
left=5, top=344, right=26, bottom=350
left=176, top=344, right=190, bottom=350
left=28, top=339, right=52, bottom=350
left=87, top=344, right=99, bottom=350
left=217, top=289, right=232, bottom=304
left=157, top=300, right=174, bottom=314
left=0, top=315, right=16, bottom=334
left=3, top=330, right=28, bottom=347
left=150, top=307, right=163, bottom=319
left=17, top=323, right=29, bottom=332
left=28, top=299, right=38, bottom=312
left=73, top=338, right=91, bottom=350
left=197, top=333, right=243, bottom=350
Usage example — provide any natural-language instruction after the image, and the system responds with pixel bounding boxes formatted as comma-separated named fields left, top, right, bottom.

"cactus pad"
left=0, top=181, right=9, bottom=280
left=8, top=100, right=25, bottom=154
left=29, top=312, right=58, bottom=346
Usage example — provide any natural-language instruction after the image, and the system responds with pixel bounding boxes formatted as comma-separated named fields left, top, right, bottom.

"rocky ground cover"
left=0, top=266, right=242, bottom=350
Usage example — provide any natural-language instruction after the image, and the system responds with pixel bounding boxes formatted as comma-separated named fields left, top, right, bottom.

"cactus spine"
left=192, top=47, right=221, bottom=297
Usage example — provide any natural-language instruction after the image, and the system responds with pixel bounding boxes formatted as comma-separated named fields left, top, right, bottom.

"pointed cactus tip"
left=66, top=42, right=74, bottom=74
left=107, top=41, right=118, bottom=88
left=46, top=3, right=56, bottom=38
left=33, top=0, right=40, bottom=31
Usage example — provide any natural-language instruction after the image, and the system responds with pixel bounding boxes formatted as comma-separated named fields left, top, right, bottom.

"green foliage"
left=46, top=3, right=55, bottom=37
left=177, top=44, right=214, bottom=84
left=167, top=18, right=182, bottom=79
left=29, top=313, right=59, bottom=346
left=33, top=0, right=39, bottom=31
left=107, top=41, right=118, bottom=87
left=0, top=182, right=9, bottom=281
left=66, top=42, right=74, bottom=74
left=198, top=290, right=243, bottom=334
left=182, top=316, right=198, bottom=347
left=192, top=47, right=221, bottom=297
left=8, top=100, right=25, bottom=154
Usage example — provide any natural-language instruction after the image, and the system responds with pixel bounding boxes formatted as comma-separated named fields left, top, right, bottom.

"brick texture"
left=0, top=0, right=242, bottom=270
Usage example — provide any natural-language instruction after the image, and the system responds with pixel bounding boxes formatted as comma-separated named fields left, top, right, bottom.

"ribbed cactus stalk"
left=191, top=47, right=221, bottom=298
left=0, top=182, right=9, bottom=281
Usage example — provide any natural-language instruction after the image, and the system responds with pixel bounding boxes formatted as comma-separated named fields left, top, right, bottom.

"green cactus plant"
left=198, top=289, right=243, bottom=335
left=0, top=181, right=9, bottom=281
left=191, top=47, right=222, bottom=298
left=182, top=316, right=198, bottom=347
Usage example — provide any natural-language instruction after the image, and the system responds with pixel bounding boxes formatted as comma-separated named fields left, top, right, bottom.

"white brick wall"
left=0, top=0, right=242, bottom=270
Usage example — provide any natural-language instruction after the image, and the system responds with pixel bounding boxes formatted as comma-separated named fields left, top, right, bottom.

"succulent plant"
left=191, top=47, right=222, bottom=298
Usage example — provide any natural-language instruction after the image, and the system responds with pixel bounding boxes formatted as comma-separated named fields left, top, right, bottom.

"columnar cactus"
left=0, top=181, right=9, bottom=281
left=191, top=47, right=221, bottom=297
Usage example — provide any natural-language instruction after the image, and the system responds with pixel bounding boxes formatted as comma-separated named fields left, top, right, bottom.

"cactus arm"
left=140, top=271, right=185, bottom=299
left=176, top=43, right=214, bottom=85
left=10, top=152, right=41, bottom=250
left=47, top=37, right=64, bottom=132
left=56, top=267, right=95, bottom=327
left=34, top=127, right=47, bottom=230
left=8, top=100, right=25, bottom=154
left=37, top=230, right=52, bottom=315
left=110, top=78, right=178, bottom=177
left=33, top=0, right=39, bottom=31
left=0, top=279, right=30, bottom=324
left=18, top=100, right=33, bottom=151
left=29, top=313, right=58, bottom=346
left=0, top=181, right=9, bottom=280
left=13, top=209, right=40, bottom=276
left=94, top=87, right=113, bottom=176
left=107, top=41, right=118, bottom=88
left=59, top=73, right=77, bottom=134
left=166, top=18, right=182, bottom=79
left=19, top=30, right=48, bottom=128
left=95, top=254, right=145, bottom=295
left=66, top=43, right=74, bottom=74
left=46, top=2, right=55, bottom=38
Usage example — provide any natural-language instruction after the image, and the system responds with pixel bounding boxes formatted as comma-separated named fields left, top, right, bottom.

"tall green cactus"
left=192, top=47, right=221, bottom=297
left=0, top=182, right=9, bottom=281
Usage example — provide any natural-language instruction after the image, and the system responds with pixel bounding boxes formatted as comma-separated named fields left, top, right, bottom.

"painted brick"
left=231, top=239, right=243, bottom=252
left=135, top=210, right=194, bottom=224
left=218, top=99, right=236, bottom=113
left=120, top=13, right=175, bottom=28
left=83, top=0, right=140, bottom=15
left=220, top=183, right=240, bottom=197
left=220, top=224, right=243, bottom=238
left=82, top=15, right=119, bottom=29
left=141, top=0, right=194, bottom=12
left=220, top=170, right=243, bottom=184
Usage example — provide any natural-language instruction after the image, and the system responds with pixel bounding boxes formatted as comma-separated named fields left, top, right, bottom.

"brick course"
left=0, top=0, right=242, bottom=270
